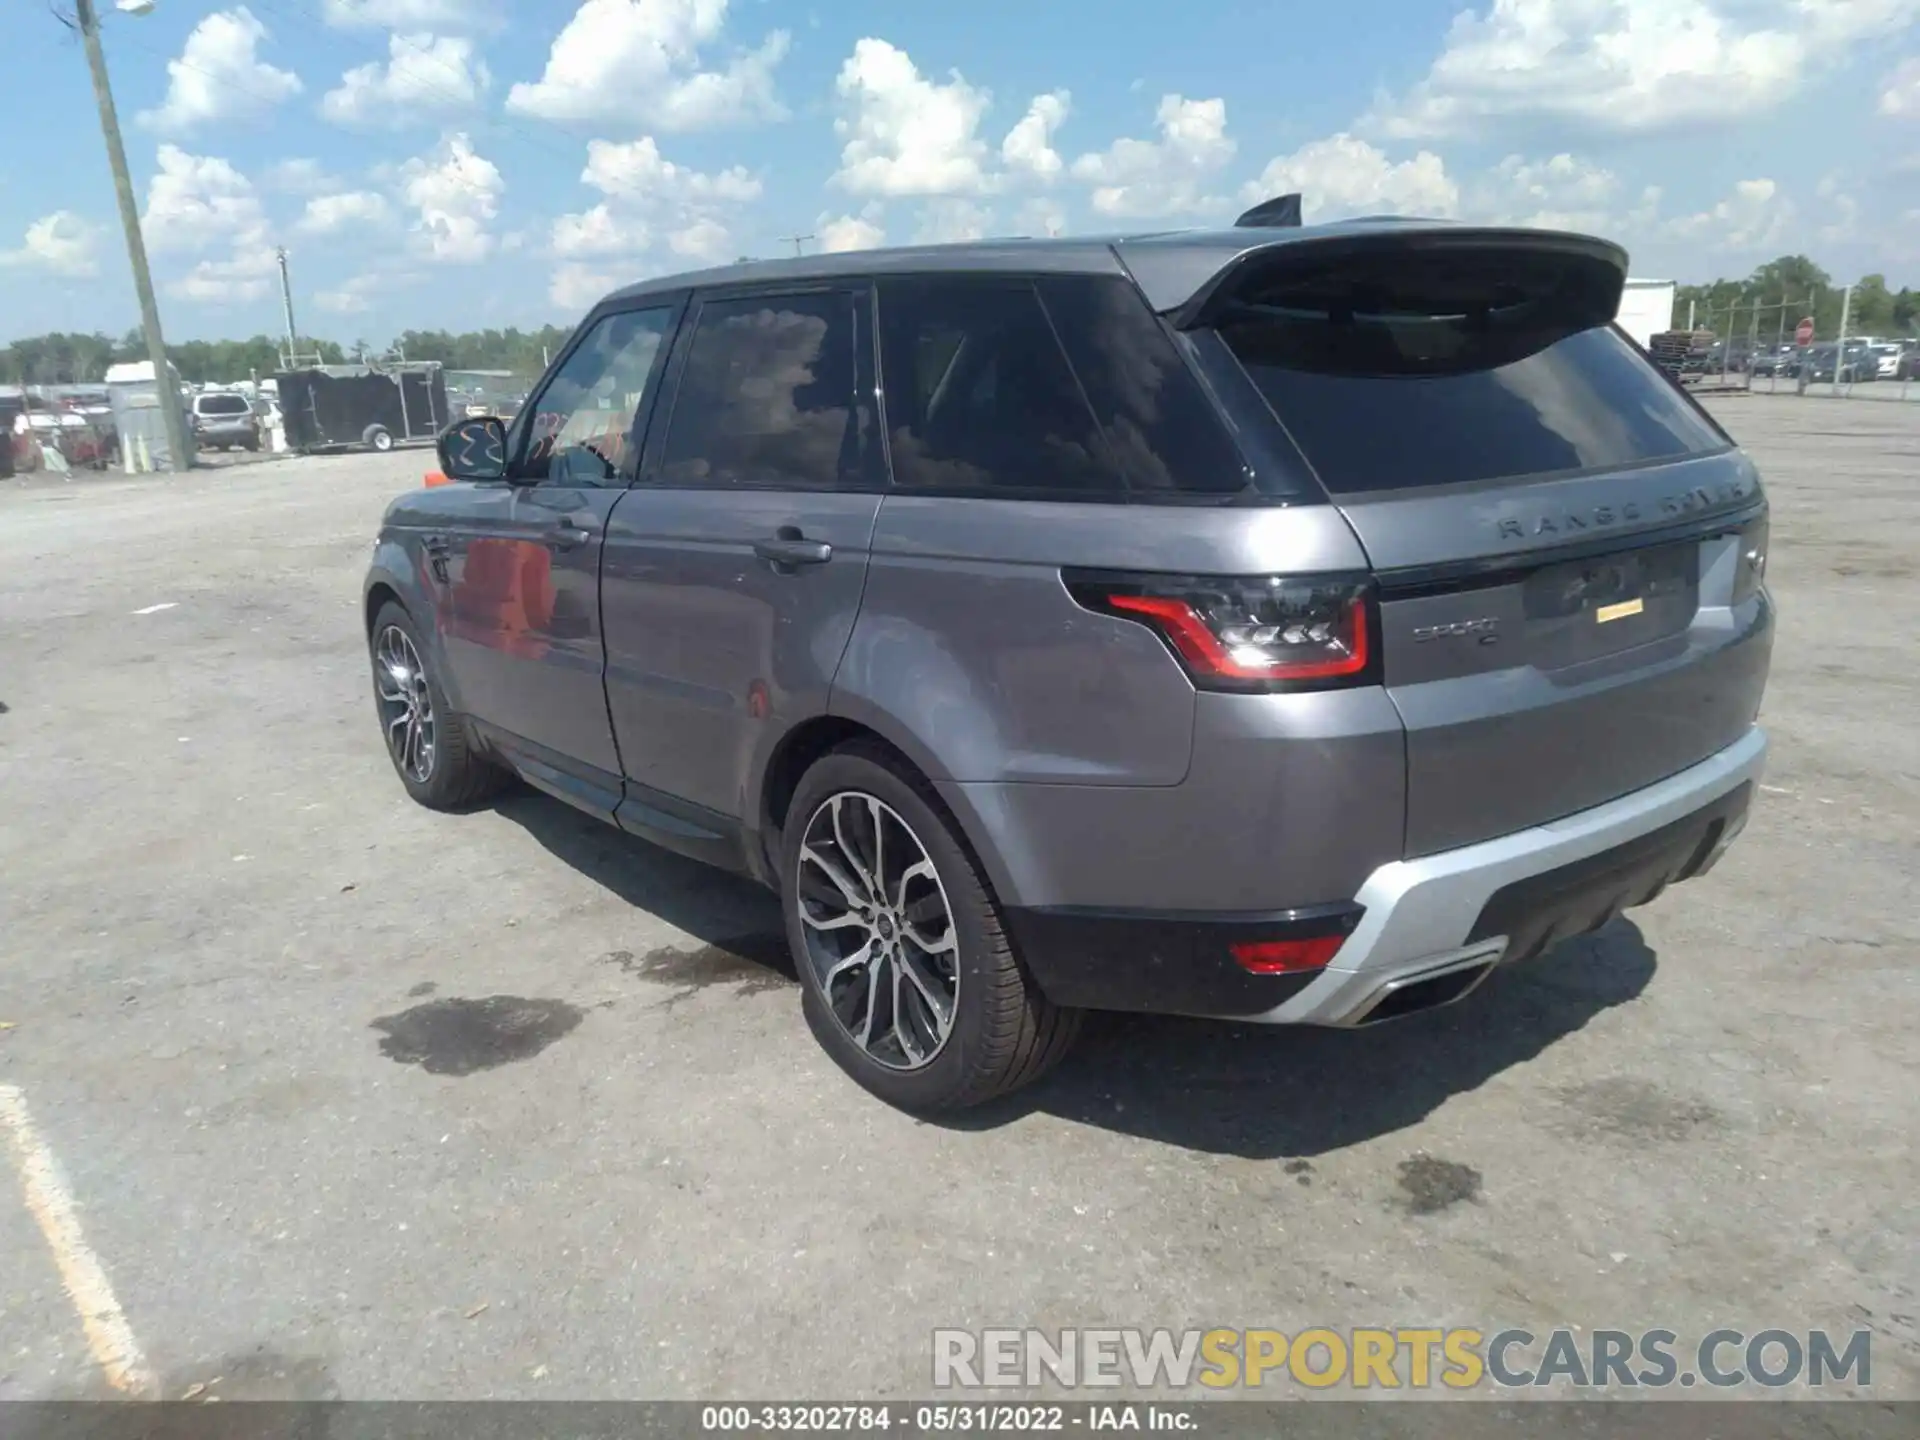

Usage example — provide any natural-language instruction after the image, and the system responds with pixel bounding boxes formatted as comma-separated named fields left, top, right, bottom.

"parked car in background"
left=1804, top=343, right=1876, bottom=384
left=1898, top=346, right=1920, bottom=381
left=1702, top=340, right=1751, bottom=374
left=1870, top=344, right=1902, bottom=379
left=1749, top=344, right=1798, bottom=377
left=365, top=217, right=1774, bottom=1110
left=191, top=391, right=262, bottom=451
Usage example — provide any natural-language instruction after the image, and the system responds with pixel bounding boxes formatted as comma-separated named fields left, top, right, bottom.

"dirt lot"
left=1, top=396, right=1915, bottom=1403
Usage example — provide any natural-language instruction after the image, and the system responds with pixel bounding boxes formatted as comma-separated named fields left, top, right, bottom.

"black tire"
left=368, top=601, right=508, bottom=810
left=367, top=426, right=394, bottom=453
left=781, top=743, right=1081, bottom=1111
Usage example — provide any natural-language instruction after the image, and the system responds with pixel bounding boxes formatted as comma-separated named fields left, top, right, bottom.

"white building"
left=1615, top=279, right=1677, bottom=349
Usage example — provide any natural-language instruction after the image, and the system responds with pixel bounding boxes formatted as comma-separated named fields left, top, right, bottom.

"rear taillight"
left=1067, top=571, right=1374, bottom=692
left=1732, top=514, right=1768, bottom=605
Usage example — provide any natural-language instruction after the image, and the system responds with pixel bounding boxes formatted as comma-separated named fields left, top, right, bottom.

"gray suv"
left=364, top=213, right=1773, bottom=1111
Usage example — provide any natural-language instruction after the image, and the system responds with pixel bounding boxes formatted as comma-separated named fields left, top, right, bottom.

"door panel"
left=604, top=489, right=881, bottom=819
left=603, top=284, right=879, bottom=823
left=431, top=303, right=682, bottom=811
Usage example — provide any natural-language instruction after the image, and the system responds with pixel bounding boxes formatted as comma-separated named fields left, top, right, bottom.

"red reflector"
left=1230, top=935, right=1345, bottom=974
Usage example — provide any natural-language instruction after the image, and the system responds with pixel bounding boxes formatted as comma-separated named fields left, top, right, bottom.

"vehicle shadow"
left=947, top=920, right=1659, bottom=1159
left=487, top=787, right=792, bottom=977
left=480, top=785, right=1656, bottom=1160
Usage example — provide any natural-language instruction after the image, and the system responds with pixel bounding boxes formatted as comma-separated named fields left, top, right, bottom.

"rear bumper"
left=1006, top=727, right=1765, bottom=1024
left=1251, top=725, right=1765, bottom=1025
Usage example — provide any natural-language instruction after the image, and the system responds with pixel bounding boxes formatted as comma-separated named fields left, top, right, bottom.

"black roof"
left=601, top=216, right=1531, bottom=317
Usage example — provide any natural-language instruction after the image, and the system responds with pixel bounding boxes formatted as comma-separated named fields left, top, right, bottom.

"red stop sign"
left=1795, top=317, right=1815, bottom=345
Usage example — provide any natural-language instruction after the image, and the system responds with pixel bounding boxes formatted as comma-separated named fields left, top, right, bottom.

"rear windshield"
left=197, top=394, right=252, bottom=415
left=1216, top=256, right=1729, bottom=495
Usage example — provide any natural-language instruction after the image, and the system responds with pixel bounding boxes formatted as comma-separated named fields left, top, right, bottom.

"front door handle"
left=753, top=533, right=832, bottom=568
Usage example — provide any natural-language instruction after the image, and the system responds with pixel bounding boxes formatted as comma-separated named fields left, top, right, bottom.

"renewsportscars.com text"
left=933, top=1327, right=1872, bottom=1391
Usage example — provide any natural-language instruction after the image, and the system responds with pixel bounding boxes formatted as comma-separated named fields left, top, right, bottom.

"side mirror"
left=437, top=416, right=507, bottom=482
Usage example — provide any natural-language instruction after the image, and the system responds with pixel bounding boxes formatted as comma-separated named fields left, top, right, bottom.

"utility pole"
left=276, top=246, right=300, bottom=368
left=1834, top=285, right=1853, bottom=395
left=780, top=233, right=816, bottom=257
left=76, top=0, right=189, bottom=473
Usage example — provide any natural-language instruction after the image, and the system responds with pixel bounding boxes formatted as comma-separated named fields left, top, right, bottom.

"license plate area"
left=1522, top=542, right=1697, bottom=667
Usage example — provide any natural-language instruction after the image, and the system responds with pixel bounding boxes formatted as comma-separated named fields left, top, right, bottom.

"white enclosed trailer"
left=1615, top=279, right=1677, bottom=350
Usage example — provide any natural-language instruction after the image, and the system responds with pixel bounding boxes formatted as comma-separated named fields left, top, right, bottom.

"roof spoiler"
left=1233, top=193, right=1302, bottom=228
left=1163, top=227, right=1628, bottom=332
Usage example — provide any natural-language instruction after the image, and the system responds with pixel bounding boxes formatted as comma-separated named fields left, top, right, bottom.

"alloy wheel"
left=374, top=625, right=436, bottom=784
left=795, top=791, right=959, bottom=1071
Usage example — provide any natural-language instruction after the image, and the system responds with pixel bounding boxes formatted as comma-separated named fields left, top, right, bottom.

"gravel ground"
left=0, top=395, right=1914, bottom=1405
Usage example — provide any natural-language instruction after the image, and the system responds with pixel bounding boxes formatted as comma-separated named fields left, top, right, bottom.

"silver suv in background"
left=190, top=391, right=262, bottom=452
left=365, top=211, right=1774, bottom=1111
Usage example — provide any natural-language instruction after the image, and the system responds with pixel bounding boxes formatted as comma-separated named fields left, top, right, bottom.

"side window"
left=876, top=278, right=1123, bottom=497
left=1039, top=276, right=1249, bottom=496
left=657, top=291, right=859, bottom=491
left=520, top=307, right=674, bottom=486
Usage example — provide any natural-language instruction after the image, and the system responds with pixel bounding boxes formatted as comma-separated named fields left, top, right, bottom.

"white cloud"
left=507, top=0, right=788, bottom=129
left=1666, top=177, right=1795, bottom=251
left=1013, top=196, right=1068, bottom=238
left=816, top=211, right=886, bottom=252
left=833, top=39, right=992, bottom=197
left=1470, top=152, right=1623, bottom=231
left=1882, top=56, right=1920, bottom=116
left=580, top=137, right=761, bottom=205
left=1242, top=133, right=1458, bottom=221
left=0, top=213, right=101, bottom=277
left=296, top=190, right=392, bottom=234
left=321, top=34, right=489, bottom=125
left=1815, top=173, right=1864, bottom=242
left=913, top=199, right=995, bottom=245
left=264, top=158, right=339, bottom=194
left=139, top=145, right=280, bottom=302
left=141, top=145, right=269, bottom=254
left=399, top=132, right=503, bottom=262
left=1002, top=91, right=1071, bottom=183
left=171, top=252, right=278, bottom=305
left=551, top=203, right=634, bottom=259
left=137, top=8, right=301, bottom=134
left=1070, top=94, right=1233, bottom=218
left=548, top=135, right=759, bottom=297
left=551, top=262, right=625, bottom=312
left=1373, top=0, right=1920, bottom=139
left=322, top=0, right=502, bottom=30
left=314, top=274, right=385, bottom=313
left=668, top=217, right=733, bottom=261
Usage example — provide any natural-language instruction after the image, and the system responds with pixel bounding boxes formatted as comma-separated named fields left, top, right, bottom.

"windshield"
left=197, top=394, right=251, bottom=415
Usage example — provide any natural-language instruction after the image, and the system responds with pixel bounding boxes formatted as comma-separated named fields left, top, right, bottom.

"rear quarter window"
left=875, top=274, right=1255, bottom=501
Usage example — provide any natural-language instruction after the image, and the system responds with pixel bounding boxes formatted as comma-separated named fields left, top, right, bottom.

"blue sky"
left=4, top=0, right=1918, bottom=343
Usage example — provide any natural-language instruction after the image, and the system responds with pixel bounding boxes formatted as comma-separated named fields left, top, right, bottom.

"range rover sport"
left=364, top=211, right=1773, bottom=1111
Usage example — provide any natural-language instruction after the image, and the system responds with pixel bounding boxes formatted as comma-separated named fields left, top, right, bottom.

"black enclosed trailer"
left=275, top=362, right=448, bottom=454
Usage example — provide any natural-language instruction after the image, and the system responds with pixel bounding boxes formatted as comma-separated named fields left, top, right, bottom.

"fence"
left=1675, top=287, right=1919, bottom=403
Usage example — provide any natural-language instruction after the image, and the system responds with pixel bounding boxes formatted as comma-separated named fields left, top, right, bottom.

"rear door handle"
left=547, top=514, right=596, bottom=551
left=753, top=535, right=832, bottom=568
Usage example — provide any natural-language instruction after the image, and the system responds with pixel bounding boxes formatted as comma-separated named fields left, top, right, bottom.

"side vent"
left=1234, top=193, right=1303, bottom=228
